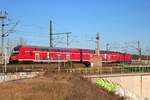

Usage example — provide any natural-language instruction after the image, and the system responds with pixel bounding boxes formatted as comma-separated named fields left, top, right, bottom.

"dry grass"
left=0, top=72, right=124, bottom=100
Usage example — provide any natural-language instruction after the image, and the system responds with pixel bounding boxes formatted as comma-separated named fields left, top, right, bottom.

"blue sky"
left=1, top=0, right=150, bottom=54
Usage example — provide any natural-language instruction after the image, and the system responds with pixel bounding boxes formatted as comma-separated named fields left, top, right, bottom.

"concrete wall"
left=0, top=72, right=42, bottom=83
left=90, top=73, right=150, bottom=99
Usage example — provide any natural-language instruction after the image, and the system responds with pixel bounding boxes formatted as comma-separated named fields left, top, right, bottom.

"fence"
left=64, top=65, right=150, bottom=75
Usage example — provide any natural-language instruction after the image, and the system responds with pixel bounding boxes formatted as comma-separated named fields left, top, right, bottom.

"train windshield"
left=11, top=46, right=21, bottom=55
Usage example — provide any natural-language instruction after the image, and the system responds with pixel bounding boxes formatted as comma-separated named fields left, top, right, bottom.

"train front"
left=9, top=45, right=21, bottom=63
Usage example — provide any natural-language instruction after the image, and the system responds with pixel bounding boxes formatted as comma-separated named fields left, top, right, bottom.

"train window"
left=82, top=54, right=84, bottom=57
left=14, top=47, right=20, bottom=51
left=12, top=52, right=19, bottom=56
left=12, top=50, right=19, bottom=54
left=46, top=49, right=49, bottom=52
left=86, top=54, right=89, bottom=58
left=42, top=48, right=45, bottom=51
left=13, top=48, right=19, bottom=53
left=54, top=49, right=57, bottom=52
left=60, top=56, right=65, bottom=60
left=22, top=51, right=25, bottom=55
left=66, top=50, right=69, bottom=52
left=72, top=54, right=75, bottom=58
left=51, top=49, right=54, bottom=52
left=112, top=55, right=117, bottom=59
left=65, top=49, right=67, bottom=52
left=30, top=51, right=33, bottom=56
left=42, top=56, right=47, bottom=60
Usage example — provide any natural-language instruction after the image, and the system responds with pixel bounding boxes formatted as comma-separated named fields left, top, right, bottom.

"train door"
left=35, top=52, right=40, bottom=61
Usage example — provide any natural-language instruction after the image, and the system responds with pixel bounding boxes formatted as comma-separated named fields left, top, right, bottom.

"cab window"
left=72, top=54, right=75, bottom=58
left=12, top=52, right=19, bottom=56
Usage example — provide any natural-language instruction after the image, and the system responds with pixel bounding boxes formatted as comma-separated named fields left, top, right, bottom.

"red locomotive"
left=9, top=45, right=132, bottom=65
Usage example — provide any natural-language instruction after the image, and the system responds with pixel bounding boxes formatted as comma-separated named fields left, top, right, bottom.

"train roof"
left=14, top=45, right=130, bottom=54
left=14, top=45, right=91, bottom=51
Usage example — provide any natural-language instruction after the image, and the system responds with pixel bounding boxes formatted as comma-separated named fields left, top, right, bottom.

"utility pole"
left=137, top=40, right=141, bottom=62
left=67, top=33, right=69, bottom=48
left=0, top=16, right=5, bottom=58
left=95, top=32, right=102, bottom=67
left=7, top=17, right=10, bottom=56
left=106, top=43, right=109, bottom=52
left=106, top=43, right=110, bottom=62
left=50, top=20, right=53, bottom=47
left=66, top=32, right=71, bottom=48
left=96, top=32, right=100, bottom=56
left=0, top=11, right=7, bottom=64
left=49, top=20, right=71, bottom=48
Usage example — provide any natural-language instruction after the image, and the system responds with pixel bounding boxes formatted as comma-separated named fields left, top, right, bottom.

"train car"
left=10, top=45, right=66, bottom=63
left=9, top=45, right=91, bottom=64
left=9, top=45, right=132, bottom=64
left=100, top=51, right=132, bottom=63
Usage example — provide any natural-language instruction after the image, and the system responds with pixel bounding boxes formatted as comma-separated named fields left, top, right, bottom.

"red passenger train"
left=9, top=45, right=132, bottom=65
